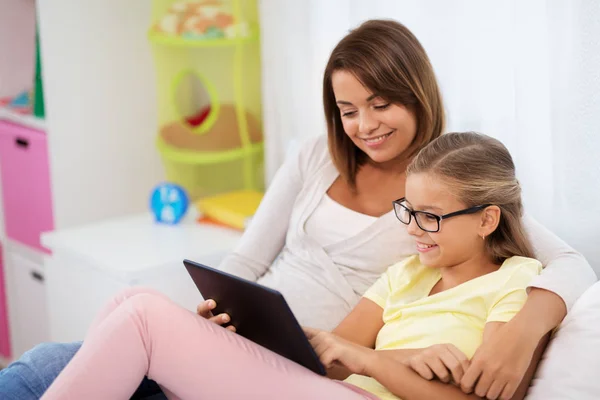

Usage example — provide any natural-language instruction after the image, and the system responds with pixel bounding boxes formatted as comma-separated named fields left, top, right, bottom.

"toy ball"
left=150, top=183, right=189, bottom=224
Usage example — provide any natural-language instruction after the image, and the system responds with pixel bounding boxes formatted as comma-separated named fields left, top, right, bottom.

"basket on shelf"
left=149, top=0, right=264, bottom=201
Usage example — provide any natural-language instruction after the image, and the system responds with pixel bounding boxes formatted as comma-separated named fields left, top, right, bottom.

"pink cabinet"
left=0, top=242, right=10, bottom=358
left=0, top=120, right=54, bottom=252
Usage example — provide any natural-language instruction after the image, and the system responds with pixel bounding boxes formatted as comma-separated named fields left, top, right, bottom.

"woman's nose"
left=359, top=111, right=378, bottom=135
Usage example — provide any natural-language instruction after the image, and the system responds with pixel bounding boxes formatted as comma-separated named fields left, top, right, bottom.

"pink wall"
left=0, top=0, right=36, bottom=98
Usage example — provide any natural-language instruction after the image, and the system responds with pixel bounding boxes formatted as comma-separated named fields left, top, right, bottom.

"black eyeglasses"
left=392, top=197, right=491, bottom=233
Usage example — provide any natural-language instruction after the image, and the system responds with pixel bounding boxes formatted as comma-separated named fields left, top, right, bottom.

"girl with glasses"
left=41, top=132, right=542, bottom=400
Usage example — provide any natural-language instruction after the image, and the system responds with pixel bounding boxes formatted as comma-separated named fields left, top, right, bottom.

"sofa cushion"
left=527, top=281, right=600, bottom=399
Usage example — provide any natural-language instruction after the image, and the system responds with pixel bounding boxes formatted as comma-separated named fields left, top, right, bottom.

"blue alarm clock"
left=150, top=183, right=189, bottom=224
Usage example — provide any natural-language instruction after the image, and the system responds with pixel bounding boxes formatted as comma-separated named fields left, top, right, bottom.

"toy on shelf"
left=153, top=0, right=249, bottom=40
left=0, top=91, right=32, bottom=114
left=149, top=0, right=264, bottom=201
left=150, top=182, right=190, bottom=224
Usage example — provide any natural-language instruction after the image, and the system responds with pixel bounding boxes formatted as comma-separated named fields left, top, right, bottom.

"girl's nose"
left=406, top=217, right=423, bottom=236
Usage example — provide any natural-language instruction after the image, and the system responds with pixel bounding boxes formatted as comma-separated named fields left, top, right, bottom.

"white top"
left=219, top=135, right=597, bottom=330
left=305, top=194, right=377, bottom=247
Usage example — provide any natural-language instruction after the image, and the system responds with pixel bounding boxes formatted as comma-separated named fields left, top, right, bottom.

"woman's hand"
left=304, top=327, right=376, bottom=376
left=460, top=322, right=537, bottom=400
left=405, top=343, right=470, bottom=385
left=196, top=299, right=236, bottom=332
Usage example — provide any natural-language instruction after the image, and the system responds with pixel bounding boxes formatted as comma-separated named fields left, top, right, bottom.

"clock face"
left=150, top=183, right=189, bottom=224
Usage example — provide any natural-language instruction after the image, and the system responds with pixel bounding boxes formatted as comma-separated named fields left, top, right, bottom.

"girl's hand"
left=405, top=343, right=470, bottom=385
left=196, top=299, right=236, bottom=332
left=304, top=327, right=376, bottom=376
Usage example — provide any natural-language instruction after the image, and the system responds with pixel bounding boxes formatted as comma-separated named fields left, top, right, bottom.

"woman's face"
left=403, top=172, right=485, bottom=269
left=331, top=70, right=418, bottom=164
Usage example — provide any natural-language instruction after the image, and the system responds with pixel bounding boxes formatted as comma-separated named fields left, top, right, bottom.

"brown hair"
left=323, top=19, right=445, bottom=185
left=407, top=132, right=534, bottom=263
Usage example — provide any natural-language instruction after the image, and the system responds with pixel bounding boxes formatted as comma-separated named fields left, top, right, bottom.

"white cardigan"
left=219, top=135, right=597, bottom=330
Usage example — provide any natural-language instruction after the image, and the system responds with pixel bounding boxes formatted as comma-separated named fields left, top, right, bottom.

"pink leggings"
left=41, top=287, right=379, bottom=399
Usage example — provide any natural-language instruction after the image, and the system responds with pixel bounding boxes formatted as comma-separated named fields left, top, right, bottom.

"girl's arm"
left=330, top=263, right=426, bottom=379
left=327, top=298, right=384, bottom=379
left=368, top=322, right=548, bottom=400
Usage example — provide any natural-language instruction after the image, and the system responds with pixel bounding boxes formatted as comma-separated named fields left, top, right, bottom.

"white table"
left=42, top=211, right=241, bottom=342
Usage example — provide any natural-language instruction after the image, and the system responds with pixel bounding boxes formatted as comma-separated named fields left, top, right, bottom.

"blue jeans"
left=0, top=341, right=167, bottom=399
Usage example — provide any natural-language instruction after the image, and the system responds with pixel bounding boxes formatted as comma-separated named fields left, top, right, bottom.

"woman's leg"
left=41, top=291, right=377, bottom=400
left=0, top=342, right=82, bottom=400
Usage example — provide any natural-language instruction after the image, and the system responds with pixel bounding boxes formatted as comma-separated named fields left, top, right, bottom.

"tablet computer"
left=183, top=259, right=327, bottom=376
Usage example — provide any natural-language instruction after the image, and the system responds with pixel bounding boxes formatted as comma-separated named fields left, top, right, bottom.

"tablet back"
left=184, top=259, right=326, bottom=376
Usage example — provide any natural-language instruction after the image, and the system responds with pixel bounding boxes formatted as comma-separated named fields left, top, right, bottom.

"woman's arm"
left=218, top=136, right=328, bottom=281
left=460, top=216, right=597, bottom=398
left=523, top=213, right=596, bottom=312
left=460, top=322, right=549, bottom=400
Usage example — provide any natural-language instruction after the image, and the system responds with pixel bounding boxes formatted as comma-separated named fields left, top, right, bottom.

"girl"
left=41, top=132, right=542, bottom=400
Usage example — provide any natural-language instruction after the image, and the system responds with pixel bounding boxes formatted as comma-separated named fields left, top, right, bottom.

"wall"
left=0, top=0, right=36, bottom=98
left=36, top=0, right=165, bottom=229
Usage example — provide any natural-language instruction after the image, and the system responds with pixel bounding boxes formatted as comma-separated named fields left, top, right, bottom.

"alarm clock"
left=150, top=183, right=189, bottom=224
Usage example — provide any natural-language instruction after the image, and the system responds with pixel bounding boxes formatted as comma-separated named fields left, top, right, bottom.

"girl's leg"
left=87, top=287, right=170, bottom=332
left=42, top=292, right=377, bottom=400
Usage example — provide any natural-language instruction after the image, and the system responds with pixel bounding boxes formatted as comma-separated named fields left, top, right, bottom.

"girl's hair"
left=323, top=19, right=445, bottom=186
left=407, top=132, right=535, bottom=263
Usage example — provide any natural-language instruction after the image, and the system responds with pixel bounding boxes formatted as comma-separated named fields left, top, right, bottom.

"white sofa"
left=527, top=280, right=600, bottom=399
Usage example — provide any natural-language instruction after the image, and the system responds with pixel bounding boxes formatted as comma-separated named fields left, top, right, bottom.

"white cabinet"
left=3, top=241, right=49, bottom=359
left=42, top=212, right=241, bottom=343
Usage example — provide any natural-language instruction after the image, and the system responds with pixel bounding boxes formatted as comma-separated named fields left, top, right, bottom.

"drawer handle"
left=15, top=137, right=29, bottom=148
left=31, top=271, right=44, bottom=282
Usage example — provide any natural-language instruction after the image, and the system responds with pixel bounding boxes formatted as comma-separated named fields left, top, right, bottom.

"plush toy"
left=154, top=0, right=248, bottom=39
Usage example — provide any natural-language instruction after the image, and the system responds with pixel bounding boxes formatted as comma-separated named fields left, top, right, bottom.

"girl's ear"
left=479, top=206, right=501, bottom=238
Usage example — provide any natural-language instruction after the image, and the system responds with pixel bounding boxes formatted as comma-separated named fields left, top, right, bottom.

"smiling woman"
left=322, top=20, right=444, bottom=186
left=331, top=71, right=417, bottom=165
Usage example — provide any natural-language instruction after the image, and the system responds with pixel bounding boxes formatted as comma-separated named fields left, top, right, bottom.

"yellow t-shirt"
left=344, top=255, right=542, bottom=400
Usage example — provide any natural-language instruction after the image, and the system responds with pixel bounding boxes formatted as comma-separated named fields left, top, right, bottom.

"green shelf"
left=148, top=30, right=258, bottom=48
left=156, top=136, right=263, bottom=164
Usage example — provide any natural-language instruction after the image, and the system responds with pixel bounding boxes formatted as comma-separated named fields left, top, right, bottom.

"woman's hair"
left=323, top=19, right=445, bottom=185
left=407, top=132, right=535, bottom=263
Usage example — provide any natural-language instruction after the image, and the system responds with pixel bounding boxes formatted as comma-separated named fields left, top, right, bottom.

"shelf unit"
left=149, top=0, right=264, bottom=201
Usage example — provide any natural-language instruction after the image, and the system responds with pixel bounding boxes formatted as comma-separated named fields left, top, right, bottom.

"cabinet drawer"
left=5, top=247, right=49, bottom=359
left=0, top=120, right=54, bottom=252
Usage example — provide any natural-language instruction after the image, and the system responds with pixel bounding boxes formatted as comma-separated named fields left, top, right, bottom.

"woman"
left=0, top=19, right=595, bottom=400
left=42, top=132, right=543, bottom=399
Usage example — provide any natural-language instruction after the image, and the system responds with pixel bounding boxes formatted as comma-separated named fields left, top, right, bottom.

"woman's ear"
left=479, top=206, right=501, bottom=238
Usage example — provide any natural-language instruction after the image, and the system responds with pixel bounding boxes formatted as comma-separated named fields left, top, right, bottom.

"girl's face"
left=331, top=70, right=418, bottom=164
left=403, top=172, right=487, bottom=269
